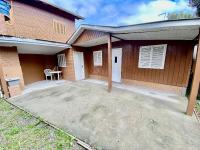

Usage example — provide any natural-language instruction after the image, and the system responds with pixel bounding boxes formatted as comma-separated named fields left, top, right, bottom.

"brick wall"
left=60, top=48, right=76, bottom=81
left=2, top=1, right=75, bottom=43
left=0, top=14, right=7, bottom=35
left=0, top=46, right=24, bottom=97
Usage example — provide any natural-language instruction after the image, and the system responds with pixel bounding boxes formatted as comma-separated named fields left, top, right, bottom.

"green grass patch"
left=0, top=99, right=74, bottom=150
left=196, top=100, right=200, bottom=112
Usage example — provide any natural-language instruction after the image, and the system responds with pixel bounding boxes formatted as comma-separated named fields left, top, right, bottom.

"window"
left=114, top=57, right=117, bottom=63
left=139, top=44, right=167, bottom=69
left=3, top=0, right=12, bottom=24
left=53, top=20, right=67, bottom=35
left=93, top=51, right=102, bottom=66
left=4, top=16, right=10, bottom=21
left=57, top=54, right=67, bottom=67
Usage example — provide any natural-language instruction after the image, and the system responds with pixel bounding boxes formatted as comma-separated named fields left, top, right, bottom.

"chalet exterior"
left=67, top=20, right=200, bottom=116
left=0, top=0, right=200, bottom=116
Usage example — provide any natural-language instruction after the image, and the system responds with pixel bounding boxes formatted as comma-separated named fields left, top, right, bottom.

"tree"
left=167, top=12, right=196, bottom=20
left=189, top=0, right=200, bottom=16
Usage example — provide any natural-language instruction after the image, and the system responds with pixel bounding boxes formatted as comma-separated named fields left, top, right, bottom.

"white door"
left=112, top=48, right=122, bottom=82
left=74, top=51, right=85, bottom=80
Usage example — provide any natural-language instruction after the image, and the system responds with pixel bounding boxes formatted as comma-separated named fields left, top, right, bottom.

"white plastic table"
left=50, top=71, right=62, bottom=80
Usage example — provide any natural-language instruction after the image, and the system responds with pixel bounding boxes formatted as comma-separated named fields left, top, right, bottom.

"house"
left=0, top=1, right=199, bottom=116
left=0, top=0, right=82, bottom=97
left=67, top=19, right=200, bottom=116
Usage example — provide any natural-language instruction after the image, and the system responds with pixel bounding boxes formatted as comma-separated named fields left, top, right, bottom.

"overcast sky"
left=47, top=0, right=196, bottom=26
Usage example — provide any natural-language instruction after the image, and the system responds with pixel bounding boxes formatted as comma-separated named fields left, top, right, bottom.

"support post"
left=186, top=33, right=200, bottom=116
left=107, top=34, right=112, bottom=92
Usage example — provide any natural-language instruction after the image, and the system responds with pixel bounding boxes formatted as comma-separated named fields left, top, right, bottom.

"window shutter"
left=53, top=20, right=67, bottom=35
left=57, top=54, right=67, bottom=67
left=93, top=51, right=102, bottom=66
left=151, top=44, right=167, bottom=69
left=139, top=44, right=167, bottom=69
left=139, top=46, right=152, bottom=68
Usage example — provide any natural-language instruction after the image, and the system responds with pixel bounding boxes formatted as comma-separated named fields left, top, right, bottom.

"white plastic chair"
left=44, top=69, right=53, bottom=80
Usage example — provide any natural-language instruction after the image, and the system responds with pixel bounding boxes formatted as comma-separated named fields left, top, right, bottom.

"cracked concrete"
left=10, top=81, right=200, bottom=150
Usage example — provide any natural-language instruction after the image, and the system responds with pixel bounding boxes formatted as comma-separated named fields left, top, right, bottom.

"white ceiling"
left=114, top=28, right=198, bottom=41
left=0, top=37, right=70, bottom=55
left=0, top=43, right=67, bottom=55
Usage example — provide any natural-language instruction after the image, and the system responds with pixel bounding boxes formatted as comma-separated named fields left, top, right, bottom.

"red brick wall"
left=0, top=14, right=7, bottom=35
left=0, top=46, right=24, bottom=97
left=59, top=48, right=76, bottom=81
left=2, top=0, right=75, bottom=43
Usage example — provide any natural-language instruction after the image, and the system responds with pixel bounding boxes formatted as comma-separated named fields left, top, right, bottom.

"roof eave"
left=67, top=19, right=200, bottom=44
left=38, top=0, right=84, bottom=19
left=0, top=36, right=71, bottom=48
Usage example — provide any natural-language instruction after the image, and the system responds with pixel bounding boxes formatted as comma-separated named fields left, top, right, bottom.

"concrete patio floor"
left=10, top=81, right=200, bottom=150
left=23, top=80, right=68, bottom=94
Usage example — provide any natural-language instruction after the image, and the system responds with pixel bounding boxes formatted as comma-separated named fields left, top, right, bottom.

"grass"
left=196, top=100, right=200, bottom=112
left=0, top=99, right=74, bottom=150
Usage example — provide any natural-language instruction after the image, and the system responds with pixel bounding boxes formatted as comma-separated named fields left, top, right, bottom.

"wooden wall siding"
left=2, top=1, right=75, bottom=43
left=74, top=30, right=107, bottom=45
left=84, top=46, right=108, bottom=77
left=84, top=40, right=194, bottom=87
left=19, top=54, right=57, bottom=85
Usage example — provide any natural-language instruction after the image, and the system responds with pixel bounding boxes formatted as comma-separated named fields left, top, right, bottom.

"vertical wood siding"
left=74, top=30, right=107, bottom=45
left=83, top=40, right=194, bottom=87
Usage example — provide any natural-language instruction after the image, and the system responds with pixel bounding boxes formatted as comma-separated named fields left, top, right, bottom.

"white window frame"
left=57, top=54, right=67, bottom=67
left=138, top=44, right=167, bottom=69
left=93, top=50, right=103, bottom=66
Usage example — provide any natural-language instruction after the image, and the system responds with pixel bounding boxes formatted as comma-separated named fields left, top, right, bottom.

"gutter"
left=0, top=36, right=71, bottom=48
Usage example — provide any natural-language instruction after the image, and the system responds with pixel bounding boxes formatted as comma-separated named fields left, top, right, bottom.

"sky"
left=47, top=0, right=196, bottom=26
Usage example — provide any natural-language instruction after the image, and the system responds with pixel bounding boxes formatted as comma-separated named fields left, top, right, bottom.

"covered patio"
left=0, top=36, right=71, bottom=97
left=10, top=81, right=200, bottom=150
left=68, top=19, right=200, bottom=116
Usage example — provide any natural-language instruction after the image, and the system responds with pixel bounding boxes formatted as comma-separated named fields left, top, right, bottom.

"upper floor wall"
left=0, top=0, right=80, bottom=43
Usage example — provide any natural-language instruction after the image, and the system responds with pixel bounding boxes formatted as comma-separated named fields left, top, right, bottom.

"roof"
left=17, top=0, right=83, bottom=19
left=68, top=18, right=200, bottom=47
left=0, top=36, right=70, bottom=55
left=38, top=0, right=84, bottom=19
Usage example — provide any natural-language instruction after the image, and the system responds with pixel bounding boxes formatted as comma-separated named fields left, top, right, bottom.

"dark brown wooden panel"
left=83, top=40, right=194, bottom=87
